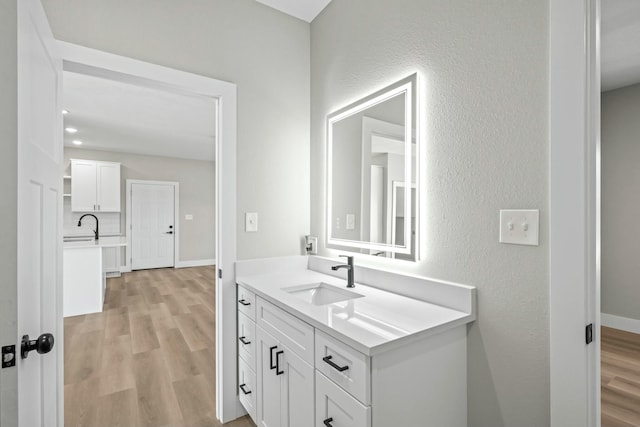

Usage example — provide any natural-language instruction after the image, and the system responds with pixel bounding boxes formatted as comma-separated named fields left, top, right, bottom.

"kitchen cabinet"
left=71, top=159, right=120, bottom=212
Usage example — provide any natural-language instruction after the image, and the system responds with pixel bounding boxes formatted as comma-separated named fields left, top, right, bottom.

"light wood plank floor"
left=602, top=326, right=640, bottom=427
left=64, top=266, right=255, bottom=427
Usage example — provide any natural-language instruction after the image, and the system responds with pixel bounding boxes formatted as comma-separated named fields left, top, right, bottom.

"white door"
left=131, top=183, right=175, bottom=270
left=17, top=0, right=63, bottom=426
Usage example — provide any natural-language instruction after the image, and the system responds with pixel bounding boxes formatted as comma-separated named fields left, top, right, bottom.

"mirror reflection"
left=327, top=74, right=419, bottom=260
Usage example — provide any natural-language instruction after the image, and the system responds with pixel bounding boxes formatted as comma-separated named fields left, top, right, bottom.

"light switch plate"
left=346, top=214, right=355, bottom=230
left=245, top=212, right=258, bottom=232
left=499, top=209, right=539, bottom=246
left=185, top=214, right=193, bottom=221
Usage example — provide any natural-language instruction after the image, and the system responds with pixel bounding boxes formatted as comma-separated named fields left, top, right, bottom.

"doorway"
left=58, top=42, right=240, bottom=424
left=128, top=180, right=179, bottom=270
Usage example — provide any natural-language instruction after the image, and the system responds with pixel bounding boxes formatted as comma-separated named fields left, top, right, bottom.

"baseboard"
left=175, top=258, right=216, bottom=268
left=601, top=313, right=640, bottom=335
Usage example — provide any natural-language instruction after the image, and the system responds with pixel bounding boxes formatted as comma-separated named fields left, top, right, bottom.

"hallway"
left=64, top=266, right=254, bottom=427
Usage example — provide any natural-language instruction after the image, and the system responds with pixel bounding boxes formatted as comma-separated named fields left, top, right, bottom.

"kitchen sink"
left=63, top=236, right=95, bottom=242
left=282, top=282, right=364, bottom=306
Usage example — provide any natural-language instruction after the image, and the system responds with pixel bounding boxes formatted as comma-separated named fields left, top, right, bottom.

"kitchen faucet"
left=331, top=255, right=355, bottom=288
left=78, top=214, right=99, bottom=240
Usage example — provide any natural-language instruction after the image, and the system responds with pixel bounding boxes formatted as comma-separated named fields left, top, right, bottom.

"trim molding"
left=601, top=313, right=640, bottom=335
left=175, top=259, right=216, bottom=268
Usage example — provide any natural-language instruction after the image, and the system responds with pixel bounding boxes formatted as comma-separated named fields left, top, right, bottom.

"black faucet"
left=78, top=214, right=99, bottom=240
left=331, top=255, right=355, bottom=288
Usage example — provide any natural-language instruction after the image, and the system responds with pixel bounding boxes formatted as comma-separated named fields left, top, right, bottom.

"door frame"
left=125, top=179, right=179, bottom=272
left=58, top=42, right=240, bottom=422
left=549, top=0, right=600, bottom=425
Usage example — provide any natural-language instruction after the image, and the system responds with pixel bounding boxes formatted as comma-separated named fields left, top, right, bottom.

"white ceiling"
left=602, top=0, right=640, bottom=91
left=63, top=71, right=216, bottom=161
left=255, top=0, right=332, bottom=22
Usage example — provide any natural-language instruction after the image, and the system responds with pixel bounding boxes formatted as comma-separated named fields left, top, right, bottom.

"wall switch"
left=499, top=209, right=539, bottom=246
left=185, top=214, right=193, bottom=221
left=346, top=214, right=356, bottom=230
left=245, top=212, right=258, bottom=232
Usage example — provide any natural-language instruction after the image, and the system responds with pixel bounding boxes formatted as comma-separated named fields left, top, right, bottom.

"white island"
left=63, top=236, right=127, bottom=317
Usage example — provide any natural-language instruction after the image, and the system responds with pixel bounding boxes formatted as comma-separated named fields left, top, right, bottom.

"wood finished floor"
left=64, top=266, right=255, bottom=427
left=602, top=326, right=640, bottom=427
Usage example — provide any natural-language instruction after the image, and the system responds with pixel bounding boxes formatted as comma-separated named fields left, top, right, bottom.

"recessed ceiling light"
left=62, top=109, right=69, bottom=115
left=65, top=127, right=78, bottom=134
left=72, top=140, right=83, bottom=145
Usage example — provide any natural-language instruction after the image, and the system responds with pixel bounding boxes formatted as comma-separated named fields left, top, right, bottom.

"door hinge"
left=586, top=323, right=594, bottom=344
left=2, top=345, right=16, bottom=368
left=218, top=269, right=222, bottom=279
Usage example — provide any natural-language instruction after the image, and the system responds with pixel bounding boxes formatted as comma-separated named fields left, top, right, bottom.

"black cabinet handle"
left=269, top=345, right=278, bottom=370
left=239, top=336, right=251, bottom=345
left=322, top=355, right=349, bottom=372
left=238, top=299, right=251, bottom=306
left=323, top=417, right=334, bottom=427
left=239, top=384, right=252, bottom=395
left=276, top=350, right=284, bottom=375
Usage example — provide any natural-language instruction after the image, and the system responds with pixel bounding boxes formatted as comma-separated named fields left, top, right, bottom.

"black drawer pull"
left=238, top=299, right=251, bottom=306
left=323, top=355, right=349, bottom=372
left=276, top=350, right=284, bottom=375
left=239, top=336, right=251, bottom=345
left=239, top=384, right=252, bottom=395
left=269, top=346, right=278, bottom=369
left=323, top=417, right=334, bottom=427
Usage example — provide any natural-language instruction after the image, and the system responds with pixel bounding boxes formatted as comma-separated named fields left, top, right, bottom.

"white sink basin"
left=283, top=282, right=364, bottom=306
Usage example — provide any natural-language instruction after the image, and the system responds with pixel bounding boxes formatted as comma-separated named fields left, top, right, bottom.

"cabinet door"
left=282, top=344, right=314, bottom=427
left=71, top=160, right=97, bottom=212
left=316, top=371, right=370, bottom=427
left=256, top=326, right=283, bottom=427
left=96, top=162, right=120, bottom=212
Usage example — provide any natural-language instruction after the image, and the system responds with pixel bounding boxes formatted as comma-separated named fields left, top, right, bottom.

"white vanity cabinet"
left=235, top=257, right=475, bottom=427
left=71, top=159, right=121, bottom=212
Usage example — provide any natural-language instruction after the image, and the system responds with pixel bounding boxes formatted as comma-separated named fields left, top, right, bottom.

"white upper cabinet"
left=71, top=159, right=121, bottom=212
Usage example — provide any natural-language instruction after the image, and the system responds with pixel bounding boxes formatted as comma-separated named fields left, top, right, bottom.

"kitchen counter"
left=236, top=256, right=476, bottom=356
left=63, top=236, right=127, bottom=249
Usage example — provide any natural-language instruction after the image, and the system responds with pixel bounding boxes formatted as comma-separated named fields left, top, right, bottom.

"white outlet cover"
left=245, top=212, right=258, bottom=232
left=499, top=209, right=539, bottom=246
left=185, top=214, right=193, bottom=220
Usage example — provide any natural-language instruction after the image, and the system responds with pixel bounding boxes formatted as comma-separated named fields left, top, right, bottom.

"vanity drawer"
left=237, top=285, right=256, bottom=321
left=256, top=297, right=314, bottom=365
left=238, top=311, right=256, bottom=370
left=316, top=371, right=371, bottom=427
left=238, top=357, right=257, bottom=423
left=315, top=329, right=371, bottom=405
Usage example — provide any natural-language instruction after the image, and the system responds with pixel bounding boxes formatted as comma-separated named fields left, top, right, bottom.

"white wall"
left=42, top=0, right=311, bottom=261
left=602, top=83, right=640, bottom=321
left=311, top=1, right=549, bottom=426
left=64, top=147, right=216, bottom=263
left=0, top=1, right=18, bottom=424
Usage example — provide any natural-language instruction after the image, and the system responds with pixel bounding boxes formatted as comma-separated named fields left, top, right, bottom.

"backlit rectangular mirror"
left=327, top=73, right=419, bottom=261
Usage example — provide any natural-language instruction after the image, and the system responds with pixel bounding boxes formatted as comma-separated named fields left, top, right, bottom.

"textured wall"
left=64, top=148, right=216, bottom=262
left=602, top=83, right=640, bottom=321
left=42, top=0, right=310, bottom=261
left=311, top=1, right=549, bottom=426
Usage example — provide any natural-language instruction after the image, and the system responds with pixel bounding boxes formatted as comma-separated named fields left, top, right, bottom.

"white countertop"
left=236, top=262, right=475, bottom=356
left=63, top=236, right=127, bottom=249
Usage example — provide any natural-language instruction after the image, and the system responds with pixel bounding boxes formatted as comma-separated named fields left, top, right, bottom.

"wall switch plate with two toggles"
left=499, top=209, right=539, bottom=246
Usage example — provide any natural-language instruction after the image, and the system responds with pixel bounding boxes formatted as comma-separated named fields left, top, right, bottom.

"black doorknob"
left=21, top=333, right=54, bottom=359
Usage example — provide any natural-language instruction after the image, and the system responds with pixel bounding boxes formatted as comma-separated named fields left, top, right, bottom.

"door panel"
left=256, top=326, right=282, bottom=427
left=282, top=344, right=313, bottom=427
left=17, top=0, right=62, bottom=426
left=131, top=183, right=175, bottom=270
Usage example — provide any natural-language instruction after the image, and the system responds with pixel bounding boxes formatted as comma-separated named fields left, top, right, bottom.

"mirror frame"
left=326, top=73, right=419, bottom=258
